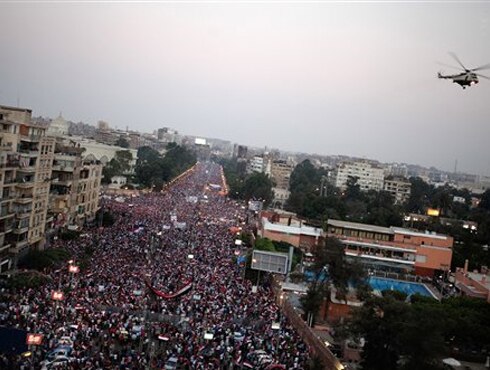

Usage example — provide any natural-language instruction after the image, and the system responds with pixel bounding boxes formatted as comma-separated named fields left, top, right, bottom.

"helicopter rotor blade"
left=475, top=73, right=490, bottom=80
left=471, top=62, right=490, bottom=72
left=448, top=52, right=468, bottom=71
left=437, top=61, right=464, bottom=71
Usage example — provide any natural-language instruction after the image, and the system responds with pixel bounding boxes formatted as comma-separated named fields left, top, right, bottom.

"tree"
left=134, top=144, right=196, bottom=188
left=115, top=136, right=130, bottom=148
left=479, top=189, right=490, bottom=211
left=345, top=176, right=361, bottom=200
left=404, top=177, right=433, bottom=213
left=347, top=295, right=490, bottom=370
left=242, top=172, right=274, bottom=206
left=102, top=150, right=133, bottom=183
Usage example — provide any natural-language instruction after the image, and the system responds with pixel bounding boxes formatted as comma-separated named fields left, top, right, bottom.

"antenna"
left=454, top=159, right=458, bottom=174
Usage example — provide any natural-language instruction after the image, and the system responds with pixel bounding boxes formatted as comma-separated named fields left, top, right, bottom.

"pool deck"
left=424, top=283, right=443, bottom=300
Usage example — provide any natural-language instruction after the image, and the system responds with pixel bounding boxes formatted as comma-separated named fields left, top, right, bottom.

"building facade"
left=259, top=212, right=323, bottom=252
left=326, top=219, right=453, bottom=277
left=270, top=160, right=295, bottom=190
left=49, top=139, right=103, bottom=229
left=383, top=176, right=411, bottom=204
left=248, top=156, right=264, bottom=174
left=333, top=160, right=384, bottom=191
left=0, top=105, right=55, bottom=272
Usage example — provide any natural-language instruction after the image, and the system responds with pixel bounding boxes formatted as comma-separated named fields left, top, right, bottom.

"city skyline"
left=1, top=2, right=489, bottom=175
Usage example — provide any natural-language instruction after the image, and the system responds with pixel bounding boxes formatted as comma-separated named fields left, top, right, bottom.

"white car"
left=41, top=355, right=73, bottom=370
left=164, top=356, right=178, bottom=370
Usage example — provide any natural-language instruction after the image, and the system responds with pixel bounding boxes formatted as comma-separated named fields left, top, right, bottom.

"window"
left=416, top=255, right=427, bottom=263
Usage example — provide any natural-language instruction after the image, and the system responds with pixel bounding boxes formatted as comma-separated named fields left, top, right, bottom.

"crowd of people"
left=0, top=162, right=311, bottom=369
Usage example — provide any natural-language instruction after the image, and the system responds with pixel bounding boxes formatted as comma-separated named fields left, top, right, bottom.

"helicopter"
left=437, top=52, right=490, bottom=89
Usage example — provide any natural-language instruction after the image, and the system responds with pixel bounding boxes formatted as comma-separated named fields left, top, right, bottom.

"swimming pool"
left=368, top=277, right=435, bottom=298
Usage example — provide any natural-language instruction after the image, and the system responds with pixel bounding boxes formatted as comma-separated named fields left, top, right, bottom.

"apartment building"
left=0, top=105, right=55, bottom=272
left=333, top=160, right=384, bottom=191
left=50, top=139, right=103, bottom=229
left=248, top=155, right=264, bottom=174
left=270, top=159, right=295, bottom=190
left=326, top=219, right=453, bottom=277
left=383, top=176, right=411, bottom=204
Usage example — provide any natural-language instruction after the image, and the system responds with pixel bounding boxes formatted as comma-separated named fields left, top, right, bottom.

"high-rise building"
left=0, top=105, right=55, bottom=272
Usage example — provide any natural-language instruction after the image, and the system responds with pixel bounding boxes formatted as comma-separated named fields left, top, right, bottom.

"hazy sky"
left=1, top=1, right=489, bottom=175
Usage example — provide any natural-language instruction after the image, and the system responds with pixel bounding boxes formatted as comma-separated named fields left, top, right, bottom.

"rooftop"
left=327, top=219, right=392, bottom=234
left=327, top=219, right=451, bottom=240
left=263, top=218, right=322, bottom=237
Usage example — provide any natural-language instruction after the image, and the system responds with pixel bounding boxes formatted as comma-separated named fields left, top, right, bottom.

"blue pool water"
left=368, top=277, right=435, bottom=298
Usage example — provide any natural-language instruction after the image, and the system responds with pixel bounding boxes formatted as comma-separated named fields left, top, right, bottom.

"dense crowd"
left=0, top=162, right=310, bottom=369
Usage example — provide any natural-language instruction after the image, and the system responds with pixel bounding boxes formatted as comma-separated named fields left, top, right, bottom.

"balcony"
left=17, top=165, right=37, bottom=173
left=52, top=165, right=75, bottom=172
left=20, top=134, right=42, bottom=142
left=18, top=149, right=39, bottom=156
left=10, top=239, right=28, bottom=251
left=0, top=208, right=15, bottom=220
left=0, top=194, right=15, bottom=203
left=15, top=180, right=35, bottom=189
left=13, top=225, right=29, bottom=234
left=15, top=209, right=32, bottom=218
left=0, top=223, right=13, bottom=235
left=0, top=143, right=13, bottom=152
left=0, top=160, right=19, bottom=169
left=14, top=196, right=33, bottom=204
left=0, top=243, right=11, bottom=253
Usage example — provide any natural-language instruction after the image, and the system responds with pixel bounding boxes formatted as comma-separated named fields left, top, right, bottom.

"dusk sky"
left=1, top=2, right=489, bottom=175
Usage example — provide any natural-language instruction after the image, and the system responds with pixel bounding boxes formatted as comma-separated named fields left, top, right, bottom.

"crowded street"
left=0, top=162, right=310, bottom=369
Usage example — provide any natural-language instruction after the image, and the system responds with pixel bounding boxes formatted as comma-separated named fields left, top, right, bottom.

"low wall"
left=272, top=279, right=342, bottom=369
left=281, top=299, right=343, bottom=370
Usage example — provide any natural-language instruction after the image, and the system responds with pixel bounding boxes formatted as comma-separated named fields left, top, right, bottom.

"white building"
left=46, top=113, right=69, bottom=137
left=109, top=176, right=127, bottom=189
left=271, top=187, right=290, bottom=209
left=68, top=136, right=138, bottom=173
left=334, top=160, right=384, bottom=191
left=248, top=156, right=264, bottom=174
